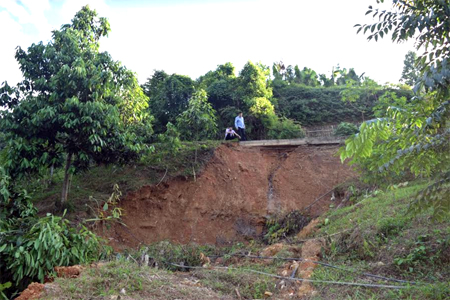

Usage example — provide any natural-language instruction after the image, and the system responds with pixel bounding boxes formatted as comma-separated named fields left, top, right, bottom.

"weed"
left=377, top=217, right=409, bottom=239
left=84, top=184, right=124, bottom=231
left=263, top=210, right=310, bottom=244
left=138, top=241, right=217, bottom=271
left=311, top=180, right=450, bottom=299
left=193, top=266, right=276, bottom=299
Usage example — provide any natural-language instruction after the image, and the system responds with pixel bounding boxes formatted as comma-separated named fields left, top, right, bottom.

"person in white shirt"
left=224, top=127, right=241, bottom=141
left=234, top=112, right=247, bottom=141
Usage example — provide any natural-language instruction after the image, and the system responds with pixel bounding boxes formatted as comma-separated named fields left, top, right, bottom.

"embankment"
left=107, top=143, right=354, bottom=249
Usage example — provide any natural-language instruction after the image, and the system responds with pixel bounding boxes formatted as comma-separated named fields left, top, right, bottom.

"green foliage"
left=373, top=89, right=408, bottom=118
left=340, top=89, right=449, bottom=219
left=0, top=282, right=11, bottom=300
left=1, top=214, right=105, bottom=283
left=140, top=140, right=219, bottom=178
left=233, top=62, right=277, bottom=139
left=334, top=122, right=359, bottom=137
left=400, top=51, right=420, bottom=86
left=142, top=71, right=195, bottom=133
left=48, top=259, right=175, bottom=299
left=176, top=89, right=218, bottom=141
left=0, top=6, right=150, bottom=206
left=237, top=61, right=272, bottom=101
left=343, top=0, right=450, bottom=218
left=377, top=217, right=407, bottom=239
left=340, top=78, right=381, bottom=120
left=275, top=85, right=400, bottom=125
left=140, top=241, right=214, bottom=271
left=393, top=235, right=429, bottom=272
left=267, top=117, right=305, bottom=139
left=263, top=210, right=310, bottom=244
left=0, top=167, right=108, bottom=297
left=314, top=180, right=450, bottom=300
left=85, top=184, right=124, bottom=227
left=157, top=122, right=183, bottom=156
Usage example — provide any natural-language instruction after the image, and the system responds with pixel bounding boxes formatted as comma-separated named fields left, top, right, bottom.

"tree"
left=176, top=89, right=217, bottom=180
left=400, top=51, right=420, bottom=86
left=142, top=72, right=195, bottom=133
left=0, top=6, right=150, bottom=207
left=176, top=89, right=218, bottom=141
left=342, top=0, right=450, bottom=219
left=236, top=62, right=276, bottom=139
left=295, top=66, right=320, bottom=86
left=197, top=63, right=237, bottom=111
left=340, top=77, right=381, bottom=121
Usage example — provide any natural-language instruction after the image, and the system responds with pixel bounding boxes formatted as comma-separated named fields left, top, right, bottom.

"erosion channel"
left=107, top=143, right=354, bottom=250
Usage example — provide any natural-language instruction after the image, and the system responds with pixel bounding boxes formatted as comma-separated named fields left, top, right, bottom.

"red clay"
left=107, top=144, right=354, bottom=249
left=15, top=283, right=44, bottom=300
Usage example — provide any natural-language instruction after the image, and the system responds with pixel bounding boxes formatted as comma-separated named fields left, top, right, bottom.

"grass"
left=41, top=252, right=280, bottom=299
left=22, top=140, right=220, bottom=220
left=308, top=180, right=450, bottom=299
left=193, top=266, right=277, bottom=299
left=41, top=259, right=226, bottom=300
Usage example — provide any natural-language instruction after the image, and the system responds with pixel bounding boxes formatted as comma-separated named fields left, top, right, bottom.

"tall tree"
left=176, top=89, right=218, bottom=141
left=342, top=0, right=450, bottom=218
left=236, top=62, right=276, bottom=139
left=0, top=6, right=150, bottom=207
left=176, top=89, right=217, bottom=179
left=400, top=51, right=420, bottom=86
left=142, top=72, right=195, bottom=133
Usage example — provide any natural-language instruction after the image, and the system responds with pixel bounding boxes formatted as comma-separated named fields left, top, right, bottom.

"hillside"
left=106, top=143, right=354, bottom=249
left=18, top=178, right=450, bottom=300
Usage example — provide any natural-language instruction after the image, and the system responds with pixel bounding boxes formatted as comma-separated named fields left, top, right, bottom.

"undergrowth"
left=23, top=140, right=219, bottom=219
left=310, top=180, right=450, bottom=299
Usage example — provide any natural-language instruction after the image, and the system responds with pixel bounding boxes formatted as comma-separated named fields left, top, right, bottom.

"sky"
left=0, top=0, right=416, bottom=86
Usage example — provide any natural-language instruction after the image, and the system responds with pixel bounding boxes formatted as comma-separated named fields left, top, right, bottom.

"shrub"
left=0, top=167, right=109, bottom=297
left=334, top=122, right=359, bottom=137
left=267, top=117, right=305, bottom=140
left=263, top=210, right=310, bottom=244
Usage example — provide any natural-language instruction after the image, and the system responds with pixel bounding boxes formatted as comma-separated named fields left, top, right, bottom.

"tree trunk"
left=48, top=165, right=54, bottom=185
left=193, top=141, right=198, bottom=182
left=57, top=153, right=73, bottom=208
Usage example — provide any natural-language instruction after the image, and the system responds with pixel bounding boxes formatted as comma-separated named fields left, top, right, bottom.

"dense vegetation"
left=341, top=0, right=450, bottom=219
left=0, top=0, right=449, bottom=298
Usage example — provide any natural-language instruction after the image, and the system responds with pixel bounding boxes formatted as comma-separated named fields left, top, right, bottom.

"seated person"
left=224, top=127, right=241, bottom=140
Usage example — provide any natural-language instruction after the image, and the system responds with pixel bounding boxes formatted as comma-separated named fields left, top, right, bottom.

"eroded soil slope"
left=108, top=143, right=354, bottom=249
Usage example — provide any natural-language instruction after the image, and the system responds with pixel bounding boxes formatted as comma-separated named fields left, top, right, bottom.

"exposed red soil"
left=107, top=143, right=354, bottom=249
left=15, top=283, right=44, bottom=300
left=54, top=265, right=83, bottom=278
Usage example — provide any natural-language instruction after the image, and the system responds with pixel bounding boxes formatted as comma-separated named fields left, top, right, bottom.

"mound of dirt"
left=107, top=144, right=354, bottom=249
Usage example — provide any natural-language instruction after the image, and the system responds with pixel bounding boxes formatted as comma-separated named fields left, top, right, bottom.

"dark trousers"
left=237, top=127, right=247, bottom=141
left=225, top=134, right=237, bottom=140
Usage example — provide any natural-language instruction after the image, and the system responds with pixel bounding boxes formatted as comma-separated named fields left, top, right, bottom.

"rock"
left=261, top=243, right=284, bottom=257
left=301, top=239, right=324, bottom=258
left=264, top=291, right=273, bottom=297
left=277, top=280, right=286, bottom=289
left=297, top=218, right=321, bottom=239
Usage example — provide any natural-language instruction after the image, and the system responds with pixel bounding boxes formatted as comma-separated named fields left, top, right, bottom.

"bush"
left=334, top=122, right=359, bottom=137
left=263, top=210, right=310, bottom=244
left=0, top=168, right=109, bottom=297
left=140, top=241, right=216, bottom=271
left=274, top=85, right=413, bottom=126
left=267, top=117, right=305, bottom=140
